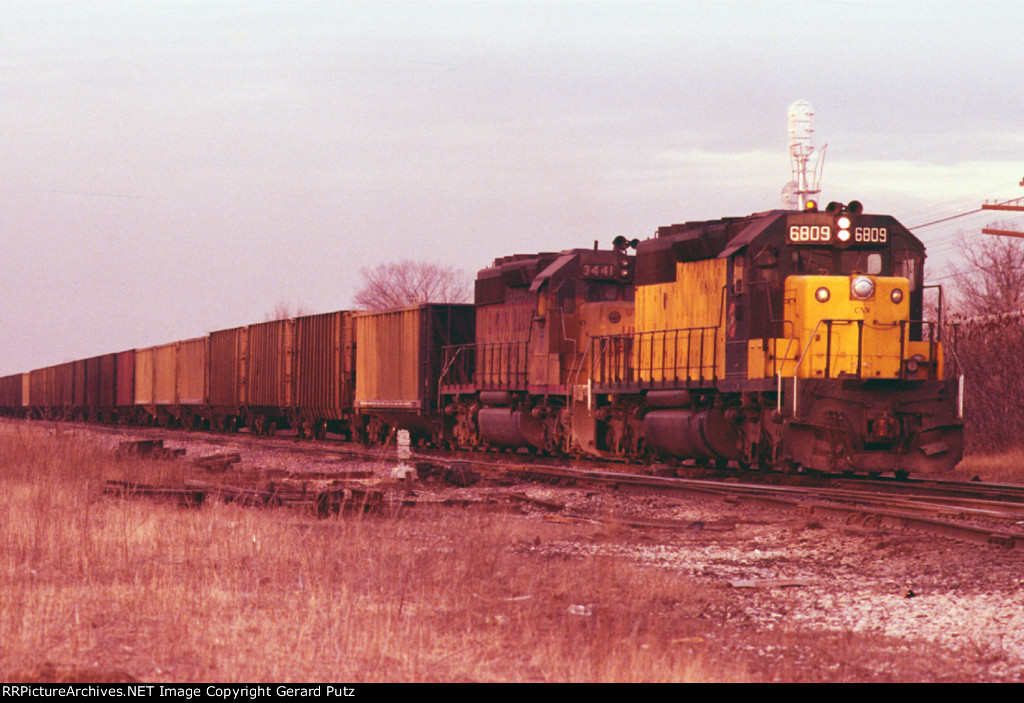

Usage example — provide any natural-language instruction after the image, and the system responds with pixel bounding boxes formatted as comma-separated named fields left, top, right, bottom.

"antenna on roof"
left=782, top=100, right=827, bottom=210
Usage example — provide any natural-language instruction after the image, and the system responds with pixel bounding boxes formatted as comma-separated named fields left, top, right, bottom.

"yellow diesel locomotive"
left=590, top=201, right=962, bottom=475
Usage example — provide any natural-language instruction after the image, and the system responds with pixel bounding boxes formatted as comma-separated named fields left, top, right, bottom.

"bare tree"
left=943, top=231, right=1024, bottom=451
left=353, top=260, right=472, bottom=310
left=946, top=231, right=1024, bottom=318
left=264, top=300, right=313, bottom=321
left=947, top=311, right=1024, bottom=451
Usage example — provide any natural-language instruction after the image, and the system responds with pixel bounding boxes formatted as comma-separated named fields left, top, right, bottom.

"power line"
left=980, top=178, right=1024, bottom=238
left=908, top=208, right=984, bottom=231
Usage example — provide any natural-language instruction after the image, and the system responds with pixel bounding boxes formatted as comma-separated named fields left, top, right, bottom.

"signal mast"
left=782, top=100, right=827, bottom=210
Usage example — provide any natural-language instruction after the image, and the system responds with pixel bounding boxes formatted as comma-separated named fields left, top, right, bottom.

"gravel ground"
left=518, top=486, right=1024, bottom=681
left=81, top=426, right=1024, bottom=681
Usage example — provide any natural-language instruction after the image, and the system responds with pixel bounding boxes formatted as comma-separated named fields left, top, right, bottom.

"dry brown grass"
left=0, top=423, right=742, bottom=683
left=952, top=449, right=1024, bottom=483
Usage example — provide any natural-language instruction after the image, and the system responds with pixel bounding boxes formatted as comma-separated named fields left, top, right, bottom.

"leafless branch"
left=945, top=230, right=1024, bottom=318
left=264, top=300, right=313, bottom=321
left=353, top=261, right=471, bottom=310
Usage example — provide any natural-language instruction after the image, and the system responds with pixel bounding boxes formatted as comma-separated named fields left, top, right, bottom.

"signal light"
left=815, top=287, right=830, bottom=303
left=891, top=288, right=904, bottom=304
left=804, top=200, right=818, bottom=212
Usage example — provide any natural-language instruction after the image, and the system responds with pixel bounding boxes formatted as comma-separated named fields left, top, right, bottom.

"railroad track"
left=491, top=464, right=1024, bottom=551
left=17, top=418, right=1024, bottom=550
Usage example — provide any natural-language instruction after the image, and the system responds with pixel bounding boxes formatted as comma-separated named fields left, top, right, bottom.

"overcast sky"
left=2, top=0, right=1023, bottom=375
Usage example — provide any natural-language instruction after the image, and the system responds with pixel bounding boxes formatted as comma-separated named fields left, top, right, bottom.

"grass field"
left=952, top=449, right=1024, bottom=483
left=0, top=423, right=741, bottom=683
left=4, top=421, right=1019, bottom=682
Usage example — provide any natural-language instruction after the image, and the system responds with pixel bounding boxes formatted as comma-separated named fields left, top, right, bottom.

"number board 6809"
left=854, top=227, right=887, bottom=243
left=787, top=225, right=831, bottom=243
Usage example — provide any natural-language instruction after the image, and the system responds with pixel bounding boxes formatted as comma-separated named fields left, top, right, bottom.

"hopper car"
left=0, top=201, right=963, bottom=476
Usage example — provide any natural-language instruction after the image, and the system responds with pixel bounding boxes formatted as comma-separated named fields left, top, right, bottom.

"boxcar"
left=244, top=320, right=291, bottom=435
left=291, top=310, right=356, bottom=438
left=208, top=326, right=246, bottom=431
left=135, top=338, right=207, bottom=426
left=354, top=303, right=474, bottom=442
left=0, top=373, right=28, bottom=417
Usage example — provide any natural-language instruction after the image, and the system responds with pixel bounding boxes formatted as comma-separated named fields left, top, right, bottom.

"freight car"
left=354, top=303, right=475, bottom=444
left=134, top=338, right=207, bottom=427
left=205, top=310, right=358, bottom=437
left=0, top=373, right=28, bottom=418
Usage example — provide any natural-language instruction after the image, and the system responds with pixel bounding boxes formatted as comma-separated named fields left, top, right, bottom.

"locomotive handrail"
left=779, top=318, right=828, bottom=419
left=589, top=285, right=727, bottom=389
left=746, top=279, right=793, bottom=340
left=440, top=340, right=528, bottom=390
left=941, top=321, right=964, bottom=378
left=922, top=283, right=944, bottom=334
left=439, top=343, right=474, bottom=388
left=938, top=323, right=964, bottom=418
left=566, top=336, right=594, bottom=412
left=590, top=324, right=722, bottom=387
left=437, top=344, right=469, bottom=412
left=778, top=317, right=944, bottom=418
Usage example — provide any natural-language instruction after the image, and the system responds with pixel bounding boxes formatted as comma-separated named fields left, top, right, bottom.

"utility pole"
left=982, top=177, right=1024, bottom=238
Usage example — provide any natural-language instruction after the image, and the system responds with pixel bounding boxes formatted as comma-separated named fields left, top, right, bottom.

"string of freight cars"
left=0, top=201, right=964, bottom=478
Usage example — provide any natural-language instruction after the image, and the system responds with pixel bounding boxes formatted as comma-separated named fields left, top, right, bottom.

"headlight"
left=837, top=216, right=851, bottom=229
left=851, top=276, right=875, bottom=300
left=815, top=287, right=830, bottom=303
left=905, top=354, right=926, bottom=373
left=837, top=228, right=851, bottom=242
left=890, top=288, right=904, bottom=304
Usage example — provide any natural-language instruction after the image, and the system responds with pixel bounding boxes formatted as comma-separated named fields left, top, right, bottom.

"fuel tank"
left=478, top=406, right=547, bottom=449
left=643, top=408, right=741, bottom=460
